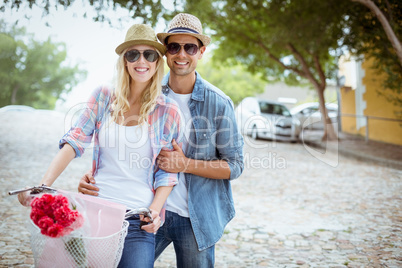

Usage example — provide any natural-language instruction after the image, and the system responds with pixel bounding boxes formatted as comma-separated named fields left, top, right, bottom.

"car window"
left=259, top=102, right=291, bottom=116
left=303, top=107, right=318, bottom=115
left=259, top=102, right=273, bottom=114
left=274, top=105, right=291, bottom=116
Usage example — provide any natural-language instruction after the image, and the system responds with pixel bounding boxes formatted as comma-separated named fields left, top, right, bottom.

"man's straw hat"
left=115, top=24, right=166, bottom=55
left=157, top=13, right=211, bottom=46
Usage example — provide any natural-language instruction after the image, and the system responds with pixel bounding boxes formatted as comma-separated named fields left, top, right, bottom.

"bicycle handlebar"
left=8, top=184, right=56, bottom=195
left=9, top=185, right=153, bottom=222
left=125, top=208, right=153, bottom=222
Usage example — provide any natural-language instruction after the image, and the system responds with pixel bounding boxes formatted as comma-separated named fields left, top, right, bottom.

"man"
left=78, top=13, right=244, bottom=267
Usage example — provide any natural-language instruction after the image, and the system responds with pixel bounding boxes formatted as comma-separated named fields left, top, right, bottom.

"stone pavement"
left=301, top=130, right=402, bottom=171
left=1, top=112, right=401, bottom=267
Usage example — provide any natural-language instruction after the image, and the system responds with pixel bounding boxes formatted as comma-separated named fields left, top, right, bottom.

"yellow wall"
left=340, top=57, right=402, bottom=145
left=361, top=58, right=402, bottom=145
left=340, top=87, right=359, bottom=134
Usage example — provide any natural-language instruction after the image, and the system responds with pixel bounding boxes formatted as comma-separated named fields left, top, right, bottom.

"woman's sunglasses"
left=124, top=50, right=159, bottom=63
left=166, top=43, right=199, bottom=56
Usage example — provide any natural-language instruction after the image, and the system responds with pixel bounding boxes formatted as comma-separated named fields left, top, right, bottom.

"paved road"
left=1, top=112, right=401, bottom=267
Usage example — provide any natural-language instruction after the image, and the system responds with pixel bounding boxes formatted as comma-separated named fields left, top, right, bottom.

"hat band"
left=168, top=27, right=200, bottom=35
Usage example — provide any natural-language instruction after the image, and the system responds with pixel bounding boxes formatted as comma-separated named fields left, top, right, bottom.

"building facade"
left=339, top=56, right=402, bottom=145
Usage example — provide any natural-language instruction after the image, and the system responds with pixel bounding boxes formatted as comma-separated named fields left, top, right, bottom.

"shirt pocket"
left=194, top=129, right=216, bottom=159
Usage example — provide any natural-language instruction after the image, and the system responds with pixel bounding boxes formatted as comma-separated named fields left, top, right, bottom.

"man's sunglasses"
left=166, top=43, right=199, bottom=56
left=124, top=50, right=159, bottom=63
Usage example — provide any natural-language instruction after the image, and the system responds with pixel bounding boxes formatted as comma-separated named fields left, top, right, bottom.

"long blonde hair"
left=112, top=48, right=165, bottom=125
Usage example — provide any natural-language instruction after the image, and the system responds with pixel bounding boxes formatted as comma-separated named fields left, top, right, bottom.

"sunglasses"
left=124, top=50, right=159, bottom=63
left=166, top=43, right=199, bottom=56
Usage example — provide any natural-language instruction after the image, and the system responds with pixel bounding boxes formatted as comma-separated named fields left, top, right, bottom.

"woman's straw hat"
left=157, top=13, right=211, bottom=46
left=115, top=24, right=166, bottom=55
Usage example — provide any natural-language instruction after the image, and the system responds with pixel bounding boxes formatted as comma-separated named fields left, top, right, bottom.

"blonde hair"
left=112, top=48, right=165, bottom=125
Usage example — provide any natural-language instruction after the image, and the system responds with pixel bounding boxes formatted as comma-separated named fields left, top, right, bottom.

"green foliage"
left=0, top=20, right=87, bottom=109
left=0, top=0, right=182, bottom=27
left=184, top=0, right=344, bottom=89
left=343, top=0, right=402, bottom=107
left=196, top=56, right=266, bottom=105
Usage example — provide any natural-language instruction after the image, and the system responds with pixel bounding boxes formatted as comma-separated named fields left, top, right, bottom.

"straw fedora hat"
left=157, top=13, right=211, bottom=46
left=115, top=24, right=166, bottom=55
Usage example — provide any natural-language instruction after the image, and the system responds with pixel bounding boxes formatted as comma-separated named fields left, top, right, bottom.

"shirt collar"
left=162, top=71, right=205, bottom=102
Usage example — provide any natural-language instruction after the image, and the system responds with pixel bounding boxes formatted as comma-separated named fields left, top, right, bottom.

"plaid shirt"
left=60, top=85, right=182, bottom=193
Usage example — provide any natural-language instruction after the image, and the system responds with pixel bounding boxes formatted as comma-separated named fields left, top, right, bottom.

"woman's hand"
left=17, top=189, right=33, bottom=207
left=140, top=209, right=161, bottom=234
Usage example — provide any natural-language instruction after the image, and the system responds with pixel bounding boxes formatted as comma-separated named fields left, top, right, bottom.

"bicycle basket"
left=28, top=220, right=129, bottom=268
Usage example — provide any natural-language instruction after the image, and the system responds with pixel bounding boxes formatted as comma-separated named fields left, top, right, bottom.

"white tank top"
left=94, top=119, right=153, bottom=210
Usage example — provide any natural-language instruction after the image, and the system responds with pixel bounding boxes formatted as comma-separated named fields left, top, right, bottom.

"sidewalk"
left=302, top=130, right=402, bottom=170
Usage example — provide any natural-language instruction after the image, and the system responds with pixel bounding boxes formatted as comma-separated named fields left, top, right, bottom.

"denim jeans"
left=155, top=211, right=215, bottom=268
left=118, top=216, right=155, bottom=268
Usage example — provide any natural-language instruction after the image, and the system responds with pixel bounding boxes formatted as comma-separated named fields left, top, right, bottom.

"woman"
left=19, top=24, right=182, bottom=267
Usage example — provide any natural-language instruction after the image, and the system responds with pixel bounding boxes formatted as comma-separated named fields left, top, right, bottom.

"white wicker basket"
left=28, top=220, right=129, bottom=268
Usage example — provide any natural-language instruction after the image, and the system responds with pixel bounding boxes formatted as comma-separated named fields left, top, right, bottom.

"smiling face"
left=125, top=44, right=158, bottom=85
left=165, top=35, right=205, bottom=78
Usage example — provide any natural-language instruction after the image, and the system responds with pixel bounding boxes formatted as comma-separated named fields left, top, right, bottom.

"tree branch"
left=256, top=41, right=305, bottom=77
left=286, top=43, right=322, bottom=90
left=313, top=54, right=326, bottom=90
left=351, top=0, right=402, bottom=67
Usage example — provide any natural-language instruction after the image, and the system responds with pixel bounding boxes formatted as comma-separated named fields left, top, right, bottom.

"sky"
left=3, top=1, right=174, bottom=111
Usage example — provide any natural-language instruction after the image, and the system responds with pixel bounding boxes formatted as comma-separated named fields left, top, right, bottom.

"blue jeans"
left=155, top=211, right=215, bottom=268
left=118, top=216, right=155, bottom=268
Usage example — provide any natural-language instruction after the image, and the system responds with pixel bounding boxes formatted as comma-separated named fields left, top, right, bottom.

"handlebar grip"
left=8, top=187, right=35, bottom=195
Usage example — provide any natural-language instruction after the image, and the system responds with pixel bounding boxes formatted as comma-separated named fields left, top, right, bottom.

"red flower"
left=30, top=194, right=84, bottom=238
left=55, top=206, right=78, bottom=227
left=70, top=213, right=84, bottom=230
left=30, top=208, right=46, bottom=225
left=46, top=224, right=64, bottom=238
left=38, top=216, right=54, bottom=230
left=51, top=195, right=69, bottom=210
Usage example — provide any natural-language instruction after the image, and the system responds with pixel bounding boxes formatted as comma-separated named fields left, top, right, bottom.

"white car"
left=290, top=102, right=338, bottom=130
left=235, top=97, right=301, bottom=142
left=0, top=105, right=35, bottom=113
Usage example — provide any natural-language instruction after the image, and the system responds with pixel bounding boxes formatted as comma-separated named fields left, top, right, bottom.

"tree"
left=185, top=0, right=347, bottom=140
left=0, top=21, right=87, bottom=109
left=0, top=0, right=178, bottom=26
left=196, top=56, right=266, bottom=105
left=344, top=0, right=402, bottom=110
left=351, top=0, right=402, bottom=67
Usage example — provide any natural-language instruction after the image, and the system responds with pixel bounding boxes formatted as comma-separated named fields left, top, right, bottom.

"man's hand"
left=157, top=139, right=188, bottom=173
left=78, top=170, right=99, bottom=196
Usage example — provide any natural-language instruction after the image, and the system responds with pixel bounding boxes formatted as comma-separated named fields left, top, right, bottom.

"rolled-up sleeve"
left=59, top=87, right=103, bottom=158
left=153, top=99, right=183, bottom=189
left=216, top=99, right=244, bottom=180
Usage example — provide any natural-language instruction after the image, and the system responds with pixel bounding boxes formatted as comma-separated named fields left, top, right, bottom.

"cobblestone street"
left=1, top=112, right=401, bottom=267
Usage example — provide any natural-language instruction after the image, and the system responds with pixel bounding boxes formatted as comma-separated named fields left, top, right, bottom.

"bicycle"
left=9, top=185, right=154, bottom=267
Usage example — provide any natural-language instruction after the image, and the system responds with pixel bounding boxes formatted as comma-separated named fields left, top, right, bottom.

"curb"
left=303, top=139, right=402, bottom=171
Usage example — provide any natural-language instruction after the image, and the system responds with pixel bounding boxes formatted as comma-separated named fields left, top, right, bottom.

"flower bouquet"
left=27, top=191, right=128, bottom=268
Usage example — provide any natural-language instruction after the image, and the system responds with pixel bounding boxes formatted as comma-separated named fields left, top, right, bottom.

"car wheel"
left=251, top=126, right=259, bottom=140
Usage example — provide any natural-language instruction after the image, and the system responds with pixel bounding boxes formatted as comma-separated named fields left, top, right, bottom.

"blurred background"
left=1, top=0, right=401, bottom=145
left=0, top=1, right=401, bottom=267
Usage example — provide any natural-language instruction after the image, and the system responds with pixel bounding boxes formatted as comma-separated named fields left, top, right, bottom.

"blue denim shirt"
left=162, top=72, right=244, bottom=250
